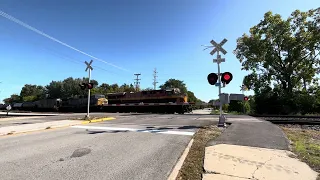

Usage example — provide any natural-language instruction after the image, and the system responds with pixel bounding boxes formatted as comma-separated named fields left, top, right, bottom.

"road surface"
left=0, top=112, right=218, bottom=180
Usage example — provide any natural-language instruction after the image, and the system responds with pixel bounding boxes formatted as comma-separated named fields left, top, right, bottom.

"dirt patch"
left=176, top=125, right=222, bottom=180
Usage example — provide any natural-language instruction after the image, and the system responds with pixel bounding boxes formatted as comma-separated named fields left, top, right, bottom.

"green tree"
left=234, top=8, right=320, bottom=95
left=187, top=91, right=198, bottom=102
left=3, top=94, right=22, bottom=104
left=46, top=81, right=63, bottom=98
left=159, top=79, right=188, bottom=94
left=20, top=84, right=46, bottom=101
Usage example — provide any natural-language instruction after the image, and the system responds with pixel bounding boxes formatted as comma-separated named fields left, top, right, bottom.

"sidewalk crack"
left=205, top=172, right=251, bottom=179
left=252, top=157, right=273, bottom=180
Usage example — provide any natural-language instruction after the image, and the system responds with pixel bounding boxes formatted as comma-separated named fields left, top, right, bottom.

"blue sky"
left=0, top=0, right=319, bottom=103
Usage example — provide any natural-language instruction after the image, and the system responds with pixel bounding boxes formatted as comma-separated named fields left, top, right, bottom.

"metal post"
left=217, top=51, right=225, bottom=127
left=87, top=68, right=91, bottom=118
left=242, top=89, right=245, bottom=114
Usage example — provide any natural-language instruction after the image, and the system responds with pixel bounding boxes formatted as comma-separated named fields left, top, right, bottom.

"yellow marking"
left=82, top=117, right=115, bottom=124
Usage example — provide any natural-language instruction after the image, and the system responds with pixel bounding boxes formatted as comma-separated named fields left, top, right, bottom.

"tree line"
left=3, top=77, right=203, bottom=104
left=215, top=7, right=320, bottom=115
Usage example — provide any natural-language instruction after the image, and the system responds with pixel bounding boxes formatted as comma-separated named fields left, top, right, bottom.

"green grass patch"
left=176, top=125, right=222, bottom=180
left=281, top=127, right=320, bottom=174
left=210, top=109, right=220, bottom=115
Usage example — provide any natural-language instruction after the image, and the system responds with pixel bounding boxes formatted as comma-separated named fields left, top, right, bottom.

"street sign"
left=229, top=94, right=245, bottom=101
left=6, top=105, right=11, bottom=111
left=210, top=39, right=228, bottom=55
left=215, top=83, right=220, bottom=86
left=85, top=60, right=93, bottom=72
left=213, top=58, right=225, bottom=63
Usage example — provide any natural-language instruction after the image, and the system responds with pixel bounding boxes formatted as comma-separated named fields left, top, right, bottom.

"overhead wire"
left=0, top=25, right=126, bottom=77
left=0, top=10, right=131, bottom=73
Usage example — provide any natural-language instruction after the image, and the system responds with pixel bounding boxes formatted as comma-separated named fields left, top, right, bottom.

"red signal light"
left=207, top=73, right=218, bottom=85
left=221, top=72, right=233, bottom=84
left=87, top=83, right=93, bottom=89
left=244, top=96, right=249, bottom=101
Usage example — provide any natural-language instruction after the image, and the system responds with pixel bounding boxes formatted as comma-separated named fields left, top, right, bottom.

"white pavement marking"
left=72, top=125, right=195, bottom=136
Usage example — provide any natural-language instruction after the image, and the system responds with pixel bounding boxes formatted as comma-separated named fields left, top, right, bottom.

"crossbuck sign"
left=85, top=60, right=93, bottom=71
left=210, top=39, right=228, bottom=55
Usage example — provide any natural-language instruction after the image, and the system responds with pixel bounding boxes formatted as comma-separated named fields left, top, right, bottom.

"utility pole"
left=134, top=73, right=141, bottom=91
left=85, top=60, right=93, bottom=119
left=152, top=68, right=158, bottom=90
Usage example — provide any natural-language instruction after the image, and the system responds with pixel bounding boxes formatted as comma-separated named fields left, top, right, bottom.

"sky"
left=0, top=0, right=319, bottom=103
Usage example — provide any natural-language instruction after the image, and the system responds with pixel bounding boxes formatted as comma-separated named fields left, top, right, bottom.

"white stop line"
left=72, top=125, right=195, bottom=136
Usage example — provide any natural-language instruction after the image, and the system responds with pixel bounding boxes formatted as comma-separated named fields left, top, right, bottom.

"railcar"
left=34, top=98, right=62, bottom=111
left=60, top=94, right=108, bottom=112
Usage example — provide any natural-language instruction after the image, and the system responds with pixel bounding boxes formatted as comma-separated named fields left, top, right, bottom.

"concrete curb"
left=167, top=138, right=194, bottom=180
left=1, top=117, right=116, bottom=137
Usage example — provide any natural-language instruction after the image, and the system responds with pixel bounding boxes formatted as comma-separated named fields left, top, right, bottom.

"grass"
left=281, top=127, right=320, bottom=177
left=176, top=125, right=222, bottom=180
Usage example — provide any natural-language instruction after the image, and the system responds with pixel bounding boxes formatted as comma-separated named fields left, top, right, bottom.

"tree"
left=3, top=94, right=22, bottom=104
left=234, top=8, right=320, bottom=95
left=159, top=79, right=188, bottom=94
left=187, top=91, right=198, bottom=102
left=20, top=84, right=46, bottom=101
left=46, top=81, right=63, bottom=99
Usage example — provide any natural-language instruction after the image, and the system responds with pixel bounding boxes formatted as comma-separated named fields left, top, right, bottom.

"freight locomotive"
left=103, top=88, right=192, bottom=114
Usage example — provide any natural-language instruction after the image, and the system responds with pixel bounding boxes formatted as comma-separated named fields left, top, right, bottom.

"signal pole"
left=204, top=38, right=228, bottom=127
left=152, top=68, right=158, bottom=90
left=85, top=60, right=93, bottom=119
left=134, top=73, right=141, bottom=91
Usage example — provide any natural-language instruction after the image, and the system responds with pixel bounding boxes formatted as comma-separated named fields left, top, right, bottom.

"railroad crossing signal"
left=221, top=72, right=233, bottom=84
left=84, top=60, right=93, bottom=119
left=79, top=83, right=94, bottom=90
left=207, top=73, right=218, bottom=85
left=210, top=39, right=228, bottom=55
left=244, top=96, right=249, bottom=101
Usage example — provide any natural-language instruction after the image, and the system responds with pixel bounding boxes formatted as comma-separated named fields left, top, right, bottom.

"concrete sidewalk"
left=0, top=117, right=115, bottom=136
left=203, top=117, right=319, bottom=180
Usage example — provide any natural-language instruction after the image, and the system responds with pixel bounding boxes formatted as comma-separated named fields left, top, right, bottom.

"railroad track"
left=251, top=115, right=320, bottom=125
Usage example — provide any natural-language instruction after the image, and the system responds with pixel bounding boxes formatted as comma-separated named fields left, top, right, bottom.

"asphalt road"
left=0, top=112, right=218, bottom=180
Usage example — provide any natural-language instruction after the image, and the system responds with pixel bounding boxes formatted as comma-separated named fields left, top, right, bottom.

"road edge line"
left=1, top=117, right=116, bottom=137
left=167, top=138, right=194, bottom=180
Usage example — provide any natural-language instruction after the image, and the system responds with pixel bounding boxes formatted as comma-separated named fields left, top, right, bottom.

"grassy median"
left=281, top=127, right=320, bottom=179
left=176, top=125, right=222, bottom=180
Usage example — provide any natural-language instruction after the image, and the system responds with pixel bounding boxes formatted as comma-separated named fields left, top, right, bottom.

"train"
left=0, top=94, right=107, bottom=112
left=103, top=88, right=192, bottom=114
left=0, top=88, right=193, bottom=114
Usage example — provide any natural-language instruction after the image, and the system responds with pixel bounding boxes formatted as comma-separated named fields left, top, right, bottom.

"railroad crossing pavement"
left=203, top=116, right=319, bottom=180
left=0, top=113, right=218, bottom=180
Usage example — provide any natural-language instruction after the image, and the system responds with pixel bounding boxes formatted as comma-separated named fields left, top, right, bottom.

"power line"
left=134, top=73, right=141, bottom=91
left=0, top=10, right=131, bottom=72
left=0, top=25, right=125, bottom=77
left=152, top=68, right=158, bottom=90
